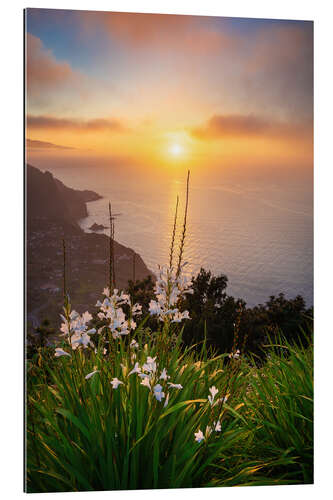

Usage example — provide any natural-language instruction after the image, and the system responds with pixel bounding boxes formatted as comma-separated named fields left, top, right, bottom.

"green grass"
left=209, top=334, right=313, bottom=487
left=26, top=326, right=313, bottom=492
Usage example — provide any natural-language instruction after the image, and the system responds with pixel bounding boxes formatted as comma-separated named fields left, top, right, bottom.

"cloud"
left=26, top=33, right=79, bottom=97
left=79, top=11, right=235, bottom=54
left=26, top=115, right=126, bottom=133
left=240, top=23, right=313, bottom=120
left=191, top=114, right=312, bottom=141
left=77, top=13, right=312, bottom=120
left=26, top=138, right=75, bottom=150
left=245, top=23, right=313, bottom=74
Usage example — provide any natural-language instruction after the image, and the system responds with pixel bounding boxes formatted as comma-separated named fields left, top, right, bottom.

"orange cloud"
left=26, top=138, right=75, bottom=150
left=26, top=33, right=79, bottom=96
left=190, top=114, right=312, bottom=141
left=80, top=11, right=235, bottom=54
left=240, top=23, right=313, bottom=120
left=27, top=115, right=127, bottom=133
left=245, top=24, right=313, bottom=73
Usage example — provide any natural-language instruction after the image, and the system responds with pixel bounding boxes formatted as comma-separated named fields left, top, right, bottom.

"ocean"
left=40, top=162, right=313, bottom=307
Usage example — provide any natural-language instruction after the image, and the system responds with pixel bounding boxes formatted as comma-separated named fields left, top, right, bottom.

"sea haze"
left=40, top=163, right=313, bottom=308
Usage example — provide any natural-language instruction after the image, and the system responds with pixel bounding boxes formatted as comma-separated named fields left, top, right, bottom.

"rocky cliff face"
left=26, top=164, right=102, bottom=224
left=26, top=164, right=153, bottom=329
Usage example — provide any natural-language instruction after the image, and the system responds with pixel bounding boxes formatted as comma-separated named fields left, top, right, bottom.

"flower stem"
left=176, top=170, right=190, bottom=279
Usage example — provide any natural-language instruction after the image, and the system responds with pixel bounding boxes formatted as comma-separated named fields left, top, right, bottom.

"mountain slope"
left=26, top=164, right=101, bottom=224
left=26, top=164, right=153, bottom=329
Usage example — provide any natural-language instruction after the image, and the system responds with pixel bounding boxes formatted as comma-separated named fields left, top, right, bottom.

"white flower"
left=159, top=368, right=169, bottom=380
left=130, top=339, right=139, bottom=349
left=111, top=377, right=124, bottom=389
left=215, top=395, right=228, bottom=406
left=94, top=347, right=107, bottom=355
left=168, top=382, right=183, bottom=389
left=149, top=265, right=193, bottom=323
left=69, top=310, right=80, bottom=321
left=204, top=421, right=221, bottom=435
left=143, top=356, right=157, bottom=374
left=71, top=330, right=94, bottom=350
left=153, top=384, right=165, bottom=402
left=164, top=393, right=170, bottom=407
left=172, top=310, right=191, bottom=323
left=82, top=311, right=93, bottom=323
left=69, top=332, right=80, bottom=350
left=132, top=303, right=142, bottom=316
left=208, top=386, right=219, bottom=406
left=85, top=370, right=100, bottom=380
left=140, top=377, right=151, bottom=389
left=97, top=289, right=135, bottom=339
left=214, top=420, right=222, bottom=432
left=129, top=319, right=137, bottom=331
left=119, top=292, right=131, bottom=304
left=229, top=349, right=240, bottom=359
left=60, top=322, right=69, bottom=336
left=82, top=331, right=95, bottom=346
left=194, top=430, right=205, bottom=443
left=181, top=310, right=190, bottom=320
left=128, top=362, right=141, bottom=376
left=149, top=300, right=162, bottom=316
left=54, top=348, right=71, bottom=358
left=59, top=309, right=95, bottom=351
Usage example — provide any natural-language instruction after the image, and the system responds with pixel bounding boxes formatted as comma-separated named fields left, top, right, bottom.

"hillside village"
left=26, top=165, right=153, bottom=330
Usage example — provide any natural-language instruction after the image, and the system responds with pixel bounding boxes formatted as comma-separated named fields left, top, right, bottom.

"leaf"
left=56, top=408, right=90, bottom=440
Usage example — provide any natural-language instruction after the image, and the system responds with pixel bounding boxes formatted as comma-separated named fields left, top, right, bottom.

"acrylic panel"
left=24, top=8, right=313, bottom=492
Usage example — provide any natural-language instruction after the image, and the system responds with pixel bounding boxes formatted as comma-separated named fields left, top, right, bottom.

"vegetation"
left=26, top=170, right=313, bottom=492
left=26, top=327, right=313, bottom=492
left=128, top=268, right=313, bottom=359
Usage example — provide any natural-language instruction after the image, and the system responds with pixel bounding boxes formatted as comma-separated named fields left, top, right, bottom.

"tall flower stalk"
left=148, top=265, right=192, bottom=323
left=108, top=202, right=116, bottom=292
left=62, top=238, right=67, bottom=300
left=169, top=195, right=179, bottom=270
left=57, top=171, right=192, bottom=355
left=148, top=171, right=193, bottom=324
left=61, top=238, right=71, bottom=345
left=176, top=170, right=190, bottom=279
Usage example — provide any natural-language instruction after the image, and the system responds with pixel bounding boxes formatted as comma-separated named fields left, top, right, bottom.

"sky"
left=25, top=8, right=313, bottom=177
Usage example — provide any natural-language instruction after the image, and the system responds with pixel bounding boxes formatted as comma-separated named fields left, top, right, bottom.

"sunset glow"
left=25, top=9, right=313, bottom=177
left=169, top=143, right=183, bottom=157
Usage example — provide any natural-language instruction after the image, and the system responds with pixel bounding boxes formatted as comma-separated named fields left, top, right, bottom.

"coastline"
left=26, top=165, right=154, bottom=329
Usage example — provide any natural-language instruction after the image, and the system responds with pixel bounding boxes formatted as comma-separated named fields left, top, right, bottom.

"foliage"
left=126, top=268, right=312, bottom=358
left=26, top=170, right=313, bottom=492
left=26, top=319, right=56, bottom=360
left=242, top=334, right=313, bottom=485
left=26, top=326, right=313, bottom=492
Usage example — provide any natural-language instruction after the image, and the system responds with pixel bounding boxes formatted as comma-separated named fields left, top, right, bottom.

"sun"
left=169, top=143, right=184, bottom=157
left=163, top=131, right=191, bottom=164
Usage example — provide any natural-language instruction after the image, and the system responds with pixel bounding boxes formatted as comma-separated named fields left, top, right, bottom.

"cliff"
left=26, top=164, right=102, bottom=224
left=26, top=164, right=153, bottom=329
